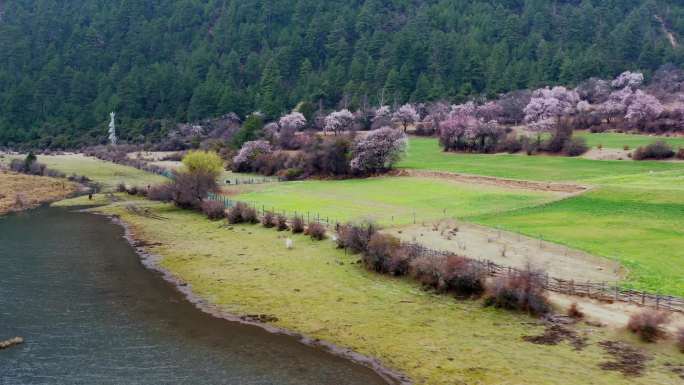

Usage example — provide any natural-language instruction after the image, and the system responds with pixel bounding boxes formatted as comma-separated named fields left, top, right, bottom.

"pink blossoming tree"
left=350, top=127, right=407, bottom=173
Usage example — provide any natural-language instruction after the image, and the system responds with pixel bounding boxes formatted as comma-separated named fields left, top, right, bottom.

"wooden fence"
left=204, top=193, right=684, bottom=313
left=405, top=243, right=684, bottom=313
left=206, top=192, right=341, bottom=226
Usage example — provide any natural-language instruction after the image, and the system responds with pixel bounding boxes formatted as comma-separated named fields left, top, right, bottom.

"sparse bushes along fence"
left=305, top=222, right=326, bottom=240
left=483, top=268, right=550, bottom=315
left=201, top=200, right=226, bottom=220
left=627, top=310, right=671, bottom=342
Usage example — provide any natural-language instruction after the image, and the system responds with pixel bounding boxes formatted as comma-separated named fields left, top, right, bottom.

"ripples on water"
left=0, top=208, right=387, bottom=385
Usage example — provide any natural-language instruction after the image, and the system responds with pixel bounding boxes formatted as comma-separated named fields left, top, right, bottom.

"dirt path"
left=386, top=219, right=624, bottom=283
left=393, top=169, right=589, bottom=194
left=551, top=293, right=684, bottom=333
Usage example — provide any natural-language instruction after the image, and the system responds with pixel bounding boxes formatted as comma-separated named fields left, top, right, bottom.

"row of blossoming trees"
left=229, top=68, right=684, bottom=176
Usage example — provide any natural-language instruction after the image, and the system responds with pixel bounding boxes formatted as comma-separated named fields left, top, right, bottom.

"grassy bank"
left=67, top=197, right=682, bottom=385
left=0, top=171, right=77, bottom=215
left=2, top=154, right=167, bottom=191
left=232, top=176, right=559, bottom=226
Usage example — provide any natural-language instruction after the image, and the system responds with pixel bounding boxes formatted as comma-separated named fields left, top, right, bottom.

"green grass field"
left=394, top=138, right=684, bottom=296
left=3, top=154, right=167, bottom=190
left=472, top=187, right=684, bottom=295
left=67, top=198, right=682, bottom=385
left=398, top=137, right=684, bottom=182
left=233, top=177, right=559, bottom=226
left=576, top=131, right=684, bottom=150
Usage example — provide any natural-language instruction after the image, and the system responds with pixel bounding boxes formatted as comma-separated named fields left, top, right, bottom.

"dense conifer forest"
left=1, top=0, right=683, bottom=147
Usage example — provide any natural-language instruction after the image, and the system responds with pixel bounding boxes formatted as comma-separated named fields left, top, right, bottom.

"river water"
left=0, top=207, right=388, bottom=385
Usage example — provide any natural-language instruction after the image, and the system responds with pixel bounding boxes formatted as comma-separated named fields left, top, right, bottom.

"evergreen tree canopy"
left=1, top=0, right=683, bottom=148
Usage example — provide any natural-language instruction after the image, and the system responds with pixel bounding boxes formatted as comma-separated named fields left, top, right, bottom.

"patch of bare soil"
left=387, top=220, right=623, bottom=283
left=549, top=293, right=684, bottom=332
left=392, top=169, right=588, bottom=194
left=598, top=340, right=650, bottom=377
left=582, top=148, right=632, bottom=161
left=523, top=323, right=588, bottom=351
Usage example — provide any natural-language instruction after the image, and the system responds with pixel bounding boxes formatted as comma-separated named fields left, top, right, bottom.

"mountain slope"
left=1, top=0, right=683, bottom=147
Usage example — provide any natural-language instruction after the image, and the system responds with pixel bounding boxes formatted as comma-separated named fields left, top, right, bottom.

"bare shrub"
left=484, top=267, right=550, bottom=315
left=627, top=310, right=670, bottom=342
left=632, top=141, right=675, bottom=160
left=305, top=222, right=326, bottom=240
left=364, top=233, right=401, bottom=273
left=261, top=211, right=275, bottom=228
left=148, top=183, right=174, bottom=202
left=409, top=255, right=445, bottom=289
left=116, top=182, right=126, bottom=193
left=567, top=303, right=584, bottom=319
left=336, top=222, right=377, bottom=253
left=240, top=205, right=258, bottom=224
left=441, top=255, right=486, bottom=297
left=291, top=216, right=305, bottom=234
left=276, top=215, right=288, bottom=231
left=226, top=203, right=245, bottom=224
left=169, top=170, right=218, bottom=209
left=201, top=200, right=225, bottom=220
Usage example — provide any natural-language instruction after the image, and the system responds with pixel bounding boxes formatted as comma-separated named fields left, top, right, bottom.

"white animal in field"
left=285, top=238, right=293, bottom=249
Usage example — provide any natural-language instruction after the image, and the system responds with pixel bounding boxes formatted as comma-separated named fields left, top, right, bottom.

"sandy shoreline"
left=102, top=212, right=411, bottom=385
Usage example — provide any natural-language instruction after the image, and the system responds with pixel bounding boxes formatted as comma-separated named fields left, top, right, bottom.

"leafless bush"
left=627, top=310, right=670, bottom=342
left=305, top=222, right=326, bottom=240
left=226, top=203, right=258, bottom=224
left=291, top=216, right=305, bottom=233
left=276, top=215, right=288, bottom=231
left=148, top=183, right=174, bottom=202
left=409, top=255, right=445, bottom=289
left=440, top=255, right=486, bottom=297
left=364, top=233, right=402, bottom=273
left=484, top=266, right=550, bottom=315
left=201, top=200, right=226, bottom=220
left=261, top=211, right=275, bottom=228
left=336, top=222, right=377, bottom=253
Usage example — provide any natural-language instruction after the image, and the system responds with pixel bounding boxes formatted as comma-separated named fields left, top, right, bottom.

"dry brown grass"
left=0, top=171, right=77, bottom=215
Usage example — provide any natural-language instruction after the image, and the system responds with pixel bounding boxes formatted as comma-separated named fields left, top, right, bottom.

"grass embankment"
left=0, top=171, right=77, bottom=215
left=232, top=176, right=559, bottom=226
left=576, top=131, right=684, bottom=150
left=2, top=154, right=167, bottom=191
left=64, top=197, right=682, bottom=385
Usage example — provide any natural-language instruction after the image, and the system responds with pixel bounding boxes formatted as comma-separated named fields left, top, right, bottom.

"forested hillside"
left=1, top=0, right=684, bottom=148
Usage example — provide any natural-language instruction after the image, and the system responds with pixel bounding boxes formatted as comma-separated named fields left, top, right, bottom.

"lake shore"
left=104, top=212, right=409, bottom=385
left=57, top=195, right=684, bottom=385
